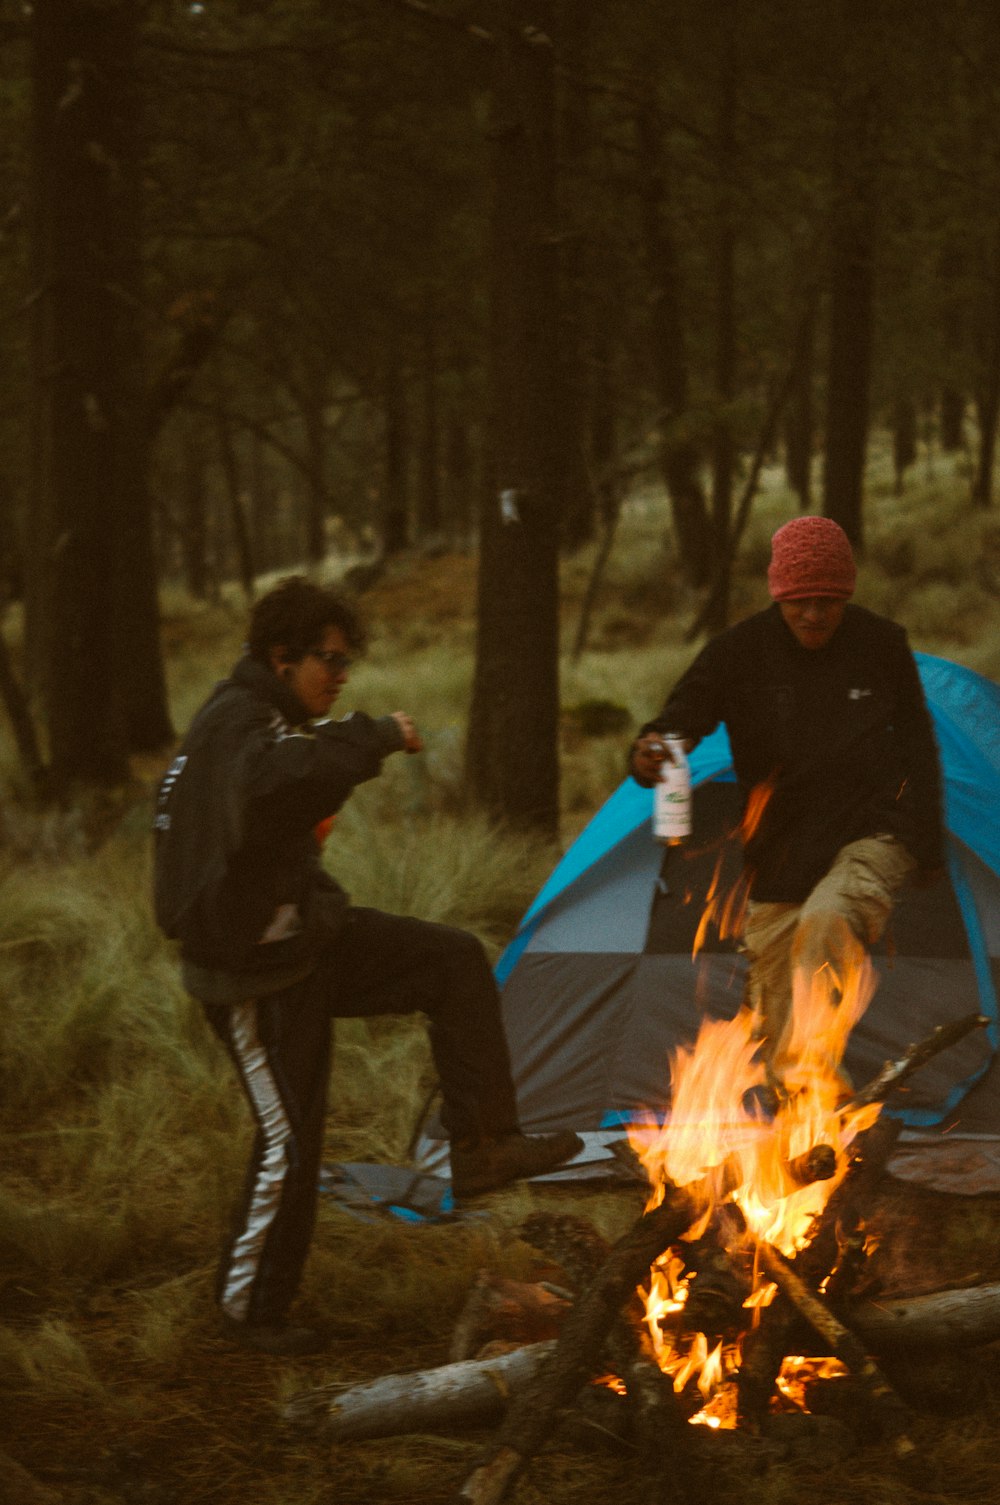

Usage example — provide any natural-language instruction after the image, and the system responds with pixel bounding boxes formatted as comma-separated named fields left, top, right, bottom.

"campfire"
left=624, top=941, right=881, bottom=1433
left=283, top=962, right=995, bottom=1503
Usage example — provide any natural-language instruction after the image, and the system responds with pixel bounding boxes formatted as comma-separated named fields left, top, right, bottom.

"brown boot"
left=450, top=1131, right=583, bottom=1198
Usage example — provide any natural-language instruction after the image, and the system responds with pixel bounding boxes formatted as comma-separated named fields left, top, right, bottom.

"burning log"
left=784, top=1143, right=837, bottom=1186
left=455, top=1182, right=702, bottom=1505
left=796, top=1114, right=903, bottom=1291
left=819, top=1205, right=868, bottom=1311
left=755, top=1242, right=915, bottom=1456
left=847, top=1011, right=988, bottom=1111
left=736, top=1291, right=799, bottom=1433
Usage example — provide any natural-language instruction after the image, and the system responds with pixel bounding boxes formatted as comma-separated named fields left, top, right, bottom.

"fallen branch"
left=849, top=1279, right=1000, bottom=1354
left=282, top=1340, right=554, bottom=1441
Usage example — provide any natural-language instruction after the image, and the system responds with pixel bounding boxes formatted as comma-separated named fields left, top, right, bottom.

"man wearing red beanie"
left=630, top=515, right=944, bottom=1095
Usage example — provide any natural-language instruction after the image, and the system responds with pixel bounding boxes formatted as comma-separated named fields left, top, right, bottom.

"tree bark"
left=822, top=6, right=879, bottom=547
left=416, top=304, right=443, bottom=540
left=634, top=94, right=710, bottom=587
left=382, top=351, right=410, bottom=557
left=704, top=0, right=739, bottom=635
left=972, top=218, right=1000, bottom=509
left=784, top=299, right=817, bottom=509
left=214, top=392, right=255, bottom=602
left=892, top=396, right=918, bottom=496
left=555, top=0, right=596, bottom=552
left=466, top=2, right=564, bottom=836
left=849, top=1281, right=1000, bottom=1353
left=29, top=0, right=163, bottom=783
left=282, top=1340, right=556, bottom=1442
left=0, top=623, right=50, bottom=795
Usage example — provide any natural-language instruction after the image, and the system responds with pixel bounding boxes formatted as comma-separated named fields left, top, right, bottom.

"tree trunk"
left=704, top=0, right=739, bottom=635
left=784, top=299, right=817, bottom=508
left=972, top=220, right=1000, bottom=509
left=940, top=386, right=965, bottom=453
left=892, top=396, right=918, bottom=496
left=590, top=332, right=618, bottom=531
left=180, top=425, right=210, bottom=601
left=555, top=1, right=596, bottom=552
left=634, top=94, right=710, bottom=587
left=382, top=352, right=410, bottom=557
left=303, top=385, right=328, bottom=566
left=214, top=396, right=255, bottom=602
left=29, top=0, right=140, bottom=786
left=283, top=1341, right=555, bottom=1442
left=821, top=15, right=878, bottom=547
left=416, top=307, right=442, bottom=540
left=466, top=2, right=564, bottom=836
left=445, top=411, right=474, bottom=546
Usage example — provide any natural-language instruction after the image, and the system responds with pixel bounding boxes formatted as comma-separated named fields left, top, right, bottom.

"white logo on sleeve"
left=848, top=687, right=872, bottom=700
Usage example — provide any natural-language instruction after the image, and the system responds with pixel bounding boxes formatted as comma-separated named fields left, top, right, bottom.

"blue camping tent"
left=416, top=655, right=1000, bottom=1194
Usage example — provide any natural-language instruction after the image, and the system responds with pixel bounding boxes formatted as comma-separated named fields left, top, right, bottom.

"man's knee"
left=793, top=905, right=863, bottom=977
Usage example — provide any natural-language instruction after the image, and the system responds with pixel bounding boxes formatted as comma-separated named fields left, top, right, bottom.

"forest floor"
left=5, top=1175, right=1000, bottom=1505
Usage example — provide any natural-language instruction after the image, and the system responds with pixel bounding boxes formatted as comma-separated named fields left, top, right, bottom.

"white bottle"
left=653, top=736, right=691, bottom=845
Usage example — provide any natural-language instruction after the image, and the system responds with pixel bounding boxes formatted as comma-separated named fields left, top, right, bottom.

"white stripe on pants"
left=218, top=1002, right=293, bottom=1322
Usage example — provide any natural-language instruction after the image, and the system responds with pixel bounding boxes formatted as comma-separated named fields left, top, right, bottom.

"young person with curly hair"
left=155, top=577, right=580, bottom=1355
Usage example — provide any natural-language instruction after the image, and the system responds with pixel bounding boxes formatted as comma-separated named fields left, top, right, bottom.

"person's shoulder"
left=711, top=605, right=776, bottom=650
left=187, top=669, right=275, bottom=742
left=840, top=603, right=908, bottom=646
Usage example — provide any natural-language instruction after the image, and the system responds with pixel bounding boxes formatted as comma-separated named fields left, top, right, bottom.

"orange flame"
left=690, top=779, right=774, bottom=960
left=628, top=879, right=881, bottom=1422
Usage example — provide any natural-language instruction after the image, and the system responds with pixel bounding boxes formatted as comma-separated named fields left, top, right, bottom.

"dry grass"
left=2, top=475, right=1000, bottom=1503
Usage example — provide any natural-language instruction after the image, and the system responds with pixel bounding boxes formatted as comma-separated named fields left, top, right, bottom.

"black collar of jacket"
left=229, top=652, right=310, bottom=727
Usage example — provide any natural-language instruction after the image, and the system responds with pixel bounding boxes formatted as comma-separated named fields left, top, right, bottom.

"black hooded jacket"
left=153, top=655, right=403, bottom=1001
left=641, top=603, right=945, bottom=903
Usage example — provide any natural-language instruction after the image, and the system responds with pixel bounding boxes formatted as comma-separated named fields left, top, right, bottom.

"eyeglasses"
left=308, top=648, right=353, bottom=674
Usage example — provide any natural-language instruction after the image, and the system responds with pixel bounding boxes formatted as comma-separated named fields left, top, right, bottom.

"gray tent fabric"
left=412, top=656, right=1000, bottom=1194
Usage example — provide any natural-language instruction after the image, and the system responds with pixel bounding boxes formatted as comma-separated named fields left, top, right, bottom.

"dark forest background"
left=2, top=0, right=1000, bottom=831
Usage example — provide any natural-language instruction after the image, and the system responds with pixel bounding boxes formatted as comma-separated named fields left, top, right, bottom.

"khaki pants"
left=741, top=835, right=916, bottom=1086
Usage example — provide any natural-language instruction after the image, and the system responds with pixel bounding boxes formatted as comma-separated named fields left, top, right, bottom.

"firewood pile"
left=283, top=1013, right=1000, bottom=1505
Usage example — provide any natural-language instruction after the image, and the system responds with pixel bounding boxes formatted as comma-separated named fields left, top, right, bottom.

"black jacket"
left=641, top=603, right=945, bottom=902
left=153, top=655, right=403, bottom=1000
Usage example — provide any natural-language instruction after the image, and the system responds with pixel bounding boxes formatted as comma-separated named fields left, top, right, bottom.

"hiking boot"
left=450, top=1131, right=584, bottom=1198
left=221, top=1315, right=325, bottom=1356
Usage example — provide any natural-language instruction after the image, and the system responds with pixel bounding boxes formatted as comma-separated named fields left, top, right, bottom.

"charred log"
left=785, top=1144, right=837, bottom=1187
left=821, top=1206, right=869, bottom=1311
left=797, top=1114, right=903, bottom=1290
left=736, top=1292, right=800, bottom=1432
left=455, top=1182, right=701, bottom=1505
left=756, top=1242, right=914, bottom=1456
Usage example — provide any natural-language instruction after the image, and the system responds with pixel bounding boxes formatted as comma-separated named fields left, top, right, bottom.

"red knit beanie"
left=767, top=516, right=856, bottom=601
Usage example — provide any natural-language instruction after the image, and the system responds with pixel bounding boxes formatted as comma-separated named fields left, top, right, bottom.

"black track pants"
left=203, top=908, right=518, bottom=1325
